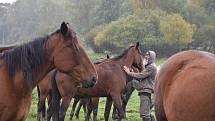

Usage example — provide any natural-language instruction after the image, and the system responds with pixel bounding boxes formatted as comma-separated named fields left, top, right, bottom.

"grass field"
left=27, top=90, right=146, bottom=121
left=26, top=51, right=164, bottom=121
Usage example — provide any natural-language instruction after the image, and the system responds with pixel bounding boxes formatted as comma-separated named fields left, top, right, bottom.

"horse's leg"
left=75, top=99, right=83, bottom=119
left=85, top=99, right=92, bottom=121
left=59, top=96, right=72, bottom=121
left=41, top=101, right=46, bottom=121
left=122, top=87, right=135, bottom=116
left=112, top=106, right=118, bottom=120
left=47, top=92, right=60, bottom=121
left=69, top=98, right=80, bottom=121
left=37, top=88, right=49, bottom=121
left=111, top=94, right=125, bottom=121
left=43, top=91, right=52, bottom=121
left=36, top=86, right=42, bottom=121
left=82, top=99, right=87, bottom=120
left=48, top=70, right=60, bottom=121
left=92, top=98, right=99, bottom=121
left=104, top=96, right=112, bottom=121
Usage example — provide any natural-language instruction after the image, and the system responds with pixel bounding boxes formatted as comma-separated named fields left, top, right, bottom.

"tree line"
left=0, top=0, right=214, bottom=57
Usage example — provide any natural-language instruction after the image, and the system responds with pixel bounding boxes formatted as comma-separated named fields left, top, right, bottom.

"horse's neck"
left=115, top=53, right=133, bottom=68
left=31, top=41, right=56, bottom=87
left=31, top=62, right=54, bottom=88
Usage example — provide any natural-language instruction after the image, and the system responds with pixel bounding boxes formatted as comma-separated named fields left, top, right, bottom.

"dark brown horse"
left=155, top=50, right=215, bottom=121
left=0, top=22, right=97, bottom=121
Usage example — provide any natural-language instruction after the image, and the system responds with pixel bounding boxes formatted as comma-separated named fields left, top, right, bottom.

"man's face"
left=145, top=52, right=150, bottom=61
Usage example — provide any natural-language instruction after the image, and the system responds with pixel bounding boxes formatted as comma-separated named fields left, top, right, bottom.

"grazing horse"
left=155, top=50, right=215, bottom=121
left=0, top=22, right=97, bottom=121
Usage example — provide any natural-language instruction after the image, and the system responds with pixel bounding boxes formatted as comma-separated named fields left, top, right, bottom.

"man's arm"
left=126, top=66, right=155, bottom=80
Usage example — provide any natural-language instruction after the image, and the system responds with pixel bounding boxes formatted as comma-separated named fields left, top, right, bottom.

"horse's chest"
left=0, top=92, right=31, bottom=121
left=16, top=94, right=32, bottom=121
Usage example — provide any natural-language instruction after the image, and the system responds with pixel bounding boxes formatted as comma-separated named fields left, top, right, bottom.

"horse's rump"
left=155, top=50, right=215, bottom=121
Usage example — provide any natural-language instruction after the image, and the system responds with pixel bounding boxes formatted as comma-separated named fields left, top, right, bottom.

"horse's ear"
left=60, top=22, right=68, bottom=36
left=135, top=42, right=140, bottom=49
left=107, top=54, right=110, bottom=59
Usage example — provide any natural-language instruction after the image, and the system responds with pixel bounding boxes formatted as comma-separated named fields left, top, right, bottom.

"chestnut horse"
left=36, top=56, right=109, bottom=121
left=80, top=66, right=140, bottom=121
left=0, top=22, right=97, bottom=121
left=49, top=58, right=111, bottom=121
left=155, top=50, right=215, bottom=121
left=70, top=42, right=143, bottom=121
left=68, top=66, right=140, bottom=120
left=48, top=43, right=143, bottom=121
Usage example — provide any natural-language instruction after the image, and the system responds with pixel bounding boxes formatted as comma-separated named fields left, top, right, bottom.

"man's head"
left=145, top=50, right=156, bottom=65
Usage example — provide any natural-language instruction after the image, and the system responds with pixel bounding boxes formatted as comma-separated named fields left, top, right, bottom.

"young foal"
left=82, top=66, right=140, bottom=121
left=0, top=22, right=97, bottom=121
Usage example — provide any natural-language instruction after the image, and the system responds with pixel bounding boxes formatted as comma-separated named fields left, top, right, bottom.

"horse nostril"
left=92, top=76, right=97, bottom=83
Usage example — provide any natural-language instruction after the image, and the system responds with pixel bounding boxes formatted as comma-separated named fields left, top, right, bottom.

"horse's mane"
left=1, top=35, right=50, bottom=87
left=111, top=45, right=135, bottom=61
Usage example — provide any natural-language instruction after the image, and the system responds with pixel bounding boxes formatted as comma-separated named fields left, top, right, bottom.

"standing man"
left=123, top=50, right=157, bottom=121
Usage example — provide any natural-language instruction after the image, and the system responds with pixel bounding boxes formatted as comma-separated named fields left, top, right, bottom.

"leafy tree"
left=160, top=14, right=193, bottom=46
left=192, top=24, right=215, bottom=53
left=202, top=0, right=215, bottom=15
left=94, top=9, right=165, bottom=53
left=69, top=0, right=99, bottom=34
left=159, top=0, right=187, bottom=14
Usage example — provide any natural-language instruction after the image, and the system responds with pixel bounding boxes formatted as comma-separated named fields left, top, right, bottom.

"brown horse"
left=36, top=55, right=109, bottom=121
left=70, top=42, right=143, bottom=121
left=155, top=50, right=215, bottom=121
left=48, top=43, right=143, bottom=121
left=82, top=65, right=141, bottom=121
left=48, top=56, right=111, bottom=121
left=0, top=22, right=97, bottom=121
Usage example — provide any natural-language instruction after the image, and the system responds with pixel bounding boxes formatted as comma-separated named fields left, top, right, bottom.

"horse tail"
left=50, top=70, right=61, bottom=120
